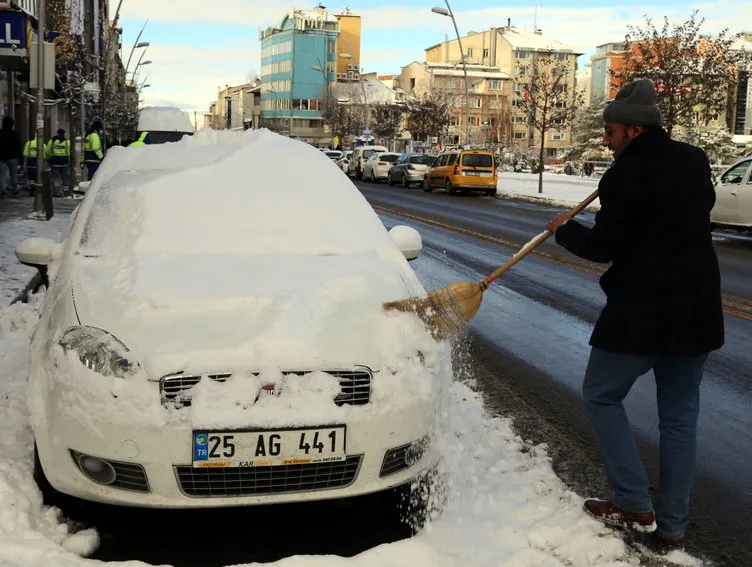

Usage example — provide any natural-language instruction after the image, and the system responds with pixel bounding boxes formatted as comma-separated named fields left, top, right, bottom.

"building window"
left=469, top=116, right=481, bottom=126
left=467, top=48, right=473, bottom=57
left=513, top=132, right=526, bottom=139
left=309, top=99, right=319, bottom=111
left=555, top=52, right=568, bottom=61
left=514, top=83, right=524, bottom=93
left=410, top=78, right=416, bottom=89
left=488, top=80, right=503, bottom=90
left=515, top=49, right=532, bottom=59
left=483, top=48, right=489, bottom=58
left=550, top=132, right=566, bottom=141
left=473, top=98, right=482, bottom=108
left=516, top=66, right=528, bottom=76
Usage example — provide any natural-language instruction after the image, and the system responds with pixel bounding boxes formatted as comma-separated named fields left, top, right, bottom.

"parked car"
left=363, top=152, right=401, bottom=183
left=387, top=153, right=437, bottom=188
left=348, top=145, right=388, bottom=179
left=335, top=150, right=353, bottom=173
left=711, top=158, right=752, bottom=228
left=423, top=149, right=497, bottom=196
left=323, top=150, right=343, bottom=161
left=137, top=106, right=194, bottom=144
left=17, top=131, right=446, bottom=514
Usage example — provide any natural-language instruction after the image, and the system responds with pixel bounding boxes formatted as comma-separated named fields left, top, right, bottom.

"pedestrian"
left=0, top=116, right=22, bottom=198
left=83, top=120, right=104, bottom=180
left=128, top=130, right=151, bottom=147
left=46, top=128, right=71, bottom=197
left=546, top=79, right=724, bottom=554
left=23, top=132, right=48, bottom=195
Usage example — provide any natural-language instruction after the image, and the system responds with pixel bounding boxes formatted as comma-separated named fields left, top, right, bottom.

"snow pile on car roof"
left=137, top=106, right=194, bottom=133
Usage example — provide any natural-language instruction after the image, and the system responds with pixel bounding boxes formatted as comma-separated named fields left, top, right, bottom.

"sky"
left=116, top=0, right=752, bottom=117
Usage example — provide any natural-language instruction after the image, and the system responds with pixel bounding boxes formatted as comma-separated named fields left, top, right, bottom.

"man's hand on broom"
left=547, top=213, right=570, bottom=233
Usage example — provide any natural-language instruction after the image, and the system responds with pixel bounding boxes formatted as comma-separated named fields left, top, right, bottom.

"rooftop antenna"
left=533, top=0, right=538, bottom=31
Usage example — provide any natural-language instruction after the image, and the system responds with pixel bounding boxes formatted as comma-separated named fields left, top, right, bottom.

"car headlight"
left=59, top=326, right=139, bottom=378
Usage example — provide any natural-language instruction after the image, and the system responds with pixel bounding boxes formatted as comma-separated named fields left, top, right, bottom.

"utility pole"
left=32, top=0, right=52, bottom=220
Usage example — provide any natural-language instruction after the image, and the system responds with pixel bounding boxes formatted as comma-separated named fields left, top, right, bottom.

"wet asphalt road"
left=360, top=179, right=752, bottom=567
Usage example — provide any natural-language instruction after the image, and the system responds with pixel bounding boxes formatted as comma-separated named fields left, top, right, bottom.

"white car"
left=322, top=150, right=343, bottom=161
left=335, top=150, right=353, bottom=173
left=364, top=152, right=401, bottom=183
left=17, top=130, right=448, bottom=513
left=348, top=145, right=388, bottom=179
left=712, top=158, right=752, bottom=228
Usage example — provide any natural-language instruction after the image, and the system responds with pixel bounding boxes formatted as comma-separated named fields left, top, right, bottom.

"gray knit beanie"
left=603, top=79, right=663, bottom=127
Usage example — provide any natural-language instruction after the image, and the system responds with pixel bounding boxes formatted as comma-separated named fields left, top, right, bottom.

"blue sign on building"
left=0, top=10, right=27, bottom=51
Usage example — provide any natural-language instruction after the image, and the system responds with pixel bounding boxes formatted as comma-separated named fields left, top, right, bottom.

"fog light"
left=77, top=454, right=117, bottom=485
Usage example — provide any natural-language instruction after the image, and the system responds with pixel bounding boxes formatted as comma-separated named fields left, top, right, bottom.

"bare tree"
left=567, top=97, right=611, bottom=161
left=517, top=56, right=582, bottom=193
left=320, top=91, right=359, bottom=148
left=612, top=11, right=742, bottom=137
left=371, top=103, right=404, bottom=150
left=406, top=91, right=453, bottom=145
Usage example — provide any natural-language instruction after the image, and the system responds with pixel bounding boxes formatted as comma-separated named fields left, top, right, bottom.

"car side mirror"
left=389, top=225, right=422, bottom=261
left=15, top=237, right=61, bottom=268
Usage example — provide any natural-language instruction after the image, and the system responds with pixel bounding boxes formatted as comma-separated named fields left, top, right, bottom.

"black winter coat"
left=0, top=126, right=21, bottom=161
left=555, top=128, right=724, bottom=355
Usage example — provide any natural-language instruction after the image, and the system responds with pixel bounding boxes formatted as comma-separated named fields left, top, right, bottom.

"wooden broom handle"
left=479, top=189, right=600, bottom=289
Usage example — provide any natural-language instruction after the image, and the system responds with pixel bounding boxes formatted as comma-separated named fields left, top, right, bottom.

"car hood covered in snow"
left=65, top=129, right=428, bottom=379
left=72, top=251, right=417, bottom=378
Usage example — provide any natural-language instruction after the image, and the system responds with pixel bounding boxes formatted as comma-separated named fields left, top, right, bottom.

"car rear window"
left=462, top=154, right=494, bottom=167
left=379, top=154, right=399, bottom=163
left=410, top=155, right=435, bottom=165
left=363, top=149, right=384, bottom=159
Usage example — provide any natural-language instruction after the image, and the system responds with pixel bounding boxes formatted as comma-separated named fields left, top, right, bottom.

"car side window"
left=435, top=154, right=448, bottom=167
left=720, top=161, right=751, bottom=185
left=447, top=154, right=458, bottom=166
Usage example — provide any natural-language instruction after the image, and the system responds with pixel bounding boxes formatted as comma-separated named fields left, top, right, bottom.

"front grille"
left=160, top=369, right=372, bottom=408
left=174, top=455, right=362, bottom=497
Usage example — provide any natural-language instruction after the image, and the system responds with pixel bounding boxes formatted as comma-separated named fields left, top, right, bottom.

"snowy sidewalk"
left=498, top=172, right=602, bottom=211
left=0, top=197, right=73, bottom=305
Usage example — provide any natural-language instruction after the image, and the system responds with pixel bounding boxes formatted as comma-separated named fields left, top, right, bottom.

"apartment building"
left=589, top=42, right=627, bottom=103
left=424, top=25, right=581, bottom=152
left=259, top=6, right=340, bottom=145
left=397, top=61, right=512, bottom=145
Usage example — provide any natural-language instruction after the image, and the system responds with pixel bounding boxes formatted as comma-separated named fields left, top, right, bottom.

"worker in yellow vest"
left=46, top=128, right=71, bottom=197
left=128, top=131, right=151, bottom=147
left=82, top=120, right=104, bottom=180
left=23, top=133, right=50, bottom=193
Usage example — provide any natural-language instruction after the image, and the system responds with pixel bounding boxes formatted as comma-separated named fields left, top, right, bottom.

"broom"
left=383, top=189, right=600, bottom=340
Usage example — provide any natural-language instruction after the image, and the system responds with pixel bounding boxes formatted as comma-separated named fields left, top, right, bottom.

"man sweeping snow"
left=547, top=79, right=724, bottom=554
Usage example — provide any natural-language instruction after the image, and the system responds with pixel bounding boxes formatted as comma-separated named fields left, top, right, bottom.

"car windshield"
left=379, top=155, right=399, bottom=163
left=462, top=154, right=494, bottom=167
left=410, top=155, right=435, bottom=165
left=77, top=136, right=392, bottom=259
left=363, top=149, right=383, bottom=160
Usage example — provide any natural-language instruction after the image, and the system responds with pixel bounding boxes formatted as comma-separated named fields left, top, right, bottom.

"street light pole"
left=432, top=2, right=470, bottom=146
left=124, top=18, right=149, bottom=77
left=32, top=0, right=50, bottom=219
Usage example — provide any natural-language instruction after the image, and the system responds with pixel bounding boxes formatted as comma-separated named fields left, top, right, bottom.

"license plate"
left=478, top=172, right=493, bottom=177
left=192, top=427, right=347, bottom=468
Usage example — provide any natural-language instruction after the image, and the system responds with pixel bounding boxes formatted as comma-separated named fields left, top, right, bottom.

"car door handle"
left=730, top=190, right=738, bottom=196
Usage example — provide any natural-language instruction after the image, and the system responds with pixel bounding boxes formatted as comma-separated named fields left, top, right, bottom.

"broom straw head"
left=383, top=281, right=484, bottom=340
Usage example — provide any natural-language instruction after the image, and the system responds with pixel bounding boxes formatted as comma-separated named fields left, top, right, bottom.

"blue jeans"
left=583, top=347, right=708, bottom=539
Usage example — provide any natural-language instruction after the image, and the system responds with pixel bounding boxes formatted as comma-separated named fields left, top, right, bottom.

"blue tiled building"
left=259, top=7, right=339, bottom=146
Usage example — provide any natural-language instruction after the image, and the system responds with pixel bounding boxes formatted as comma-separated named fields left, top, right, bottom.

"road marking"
left=374, top=204, right=752, bottom=322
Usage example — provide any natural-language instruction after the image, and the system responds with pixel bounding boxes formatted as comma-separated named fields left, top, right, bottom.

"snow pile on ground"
left=498, top=172, right=601, bottom=210
left=0, top=296, right=102, bottom=566
left=1, top=296, right=709, bottom=567
left=0, top=211, right=70, bottom=306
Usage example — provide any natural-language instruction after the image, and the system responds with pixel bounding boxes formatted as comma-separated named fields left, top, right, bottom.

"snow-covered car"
left=711, top=157, right=752, bottom=228
left=364, top=152, right=401, bottom=183
left=17, top=130, right=450, bottom=512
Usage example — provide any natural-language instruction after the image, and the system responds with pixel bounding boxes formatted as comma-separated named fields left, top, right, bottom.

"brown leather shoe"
left=583, top=498, right=656, bottom=532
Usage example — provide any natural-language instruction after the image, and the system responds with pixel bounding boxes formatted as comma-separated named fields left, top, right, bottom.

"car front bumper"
left=35, top=391, right=438, bottom=508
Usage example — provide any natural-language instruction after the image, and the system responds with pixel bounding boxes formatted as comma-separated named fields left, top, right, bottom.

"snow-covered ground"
left=0, top=205, right=72, bottom=306
left=0, top=130, right=704, bottom=566
left=498, top=172, right=601, bottom=211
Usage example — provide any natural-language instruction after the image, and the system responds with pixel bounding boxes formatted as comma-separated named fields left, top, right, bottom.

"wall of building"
left=335, top=14, right=360, bottom=75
